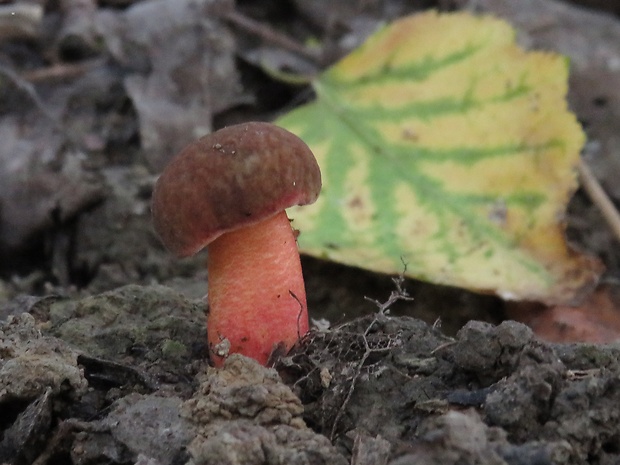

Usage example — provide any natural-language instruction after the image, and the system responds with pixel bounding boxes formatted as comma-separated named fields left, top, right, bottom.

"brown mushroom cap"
left=151, top=122, right=321, bottom=257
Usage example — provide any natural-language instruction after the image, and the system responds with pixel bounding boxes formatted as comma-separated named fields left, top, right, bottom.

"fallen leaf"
left=279, top=11, right=602, bottom=305
left=507, top=285, right=620, bottom=343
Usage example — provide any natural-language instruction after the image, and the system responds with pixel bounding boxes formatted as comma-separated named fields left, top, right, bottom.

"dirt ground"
left=2, top=0, right=620, bottom=464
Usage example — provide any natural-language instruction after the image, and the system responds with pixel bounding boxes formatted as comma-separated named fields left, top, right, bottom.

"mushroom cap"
left=151, top=122, right=322, bottom=257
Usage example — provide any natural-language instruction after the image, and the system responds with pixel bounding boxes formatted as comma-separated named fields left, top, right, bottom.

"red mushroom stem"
left=207, top=210, right=309, bottom=366
left=151, top=122, right=321, bottom=367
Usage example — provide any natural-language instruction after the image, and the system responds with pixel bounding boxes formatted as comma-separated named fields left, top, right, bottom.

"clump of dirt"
left=46, top=284, right=208, bottom=399
left=0, top=313, right=87, bottom=463
left=0, top=313, right=87, bottom=403
left=2, top=284, right=620, bottom=464
left=182, top=354, right=347, bottom=465
left=279, top=312, right=620, bottom=464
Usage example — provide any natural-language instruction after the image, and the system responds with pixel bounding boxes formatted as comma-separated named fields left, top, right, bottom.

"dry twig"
left=364, top=274, right=414, bottom=315
left=329, top=274, right=412, bottom=440
left=0, top=62, right=59, bottom=124
left=578, top=158, right=620, bottom=243
left=223, top=9, right=321, bottom=63
left=21, top=58, right=104, bottom=83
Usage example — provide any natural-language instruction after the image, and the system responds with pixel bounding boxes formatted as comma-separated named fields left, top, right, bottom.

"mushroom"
left=151, top=122, right=321, bottom=366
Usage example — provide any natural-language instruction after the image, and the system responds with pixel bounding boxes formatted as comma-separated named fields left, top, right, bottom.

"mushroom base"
left=206, top=211, right=310, bottom=366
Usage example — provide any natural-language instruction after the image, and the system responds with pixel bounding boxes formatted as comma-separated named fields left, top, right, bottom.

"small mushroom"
left=152, top=122, right=321, bottom=366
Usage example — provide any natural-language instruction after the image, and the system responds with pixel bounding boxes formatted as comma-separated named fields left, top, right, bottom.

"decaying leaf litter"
left=2, top=0, right=620, bottom=464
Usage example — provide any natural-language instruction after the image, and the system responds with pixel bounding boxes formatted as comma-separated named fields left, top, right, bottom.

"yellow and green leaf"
left=279, top=11, right=602, bottom=304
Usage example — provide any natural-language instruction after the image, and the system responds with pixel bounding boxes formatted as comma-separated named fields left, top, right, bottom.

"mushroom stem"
left=206, top=210, right=309, bottom=366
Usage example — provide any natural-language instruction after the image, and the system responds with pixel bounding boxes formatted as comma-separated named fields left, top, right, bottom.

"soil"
left=2, top=0, right=620, bottom=464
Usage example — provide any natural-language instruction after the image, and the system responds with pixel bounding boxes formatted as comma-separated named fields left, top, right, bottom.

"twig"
left=223, top=10, right=321, bottom=63
left=330, top=273, right=412, bottom=440
left=364, top=274, right=414, bottom=315
left=329, top=323, right=374, bottom=441
left=0, top=61, right=85, bottom=149
left=578, top=158, right=620, bottom=243
left=21, top=58, right=104, bottom=83
left=289, top=290, right=304, bottom=340
left=0, top=62, right=59, bottom=125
